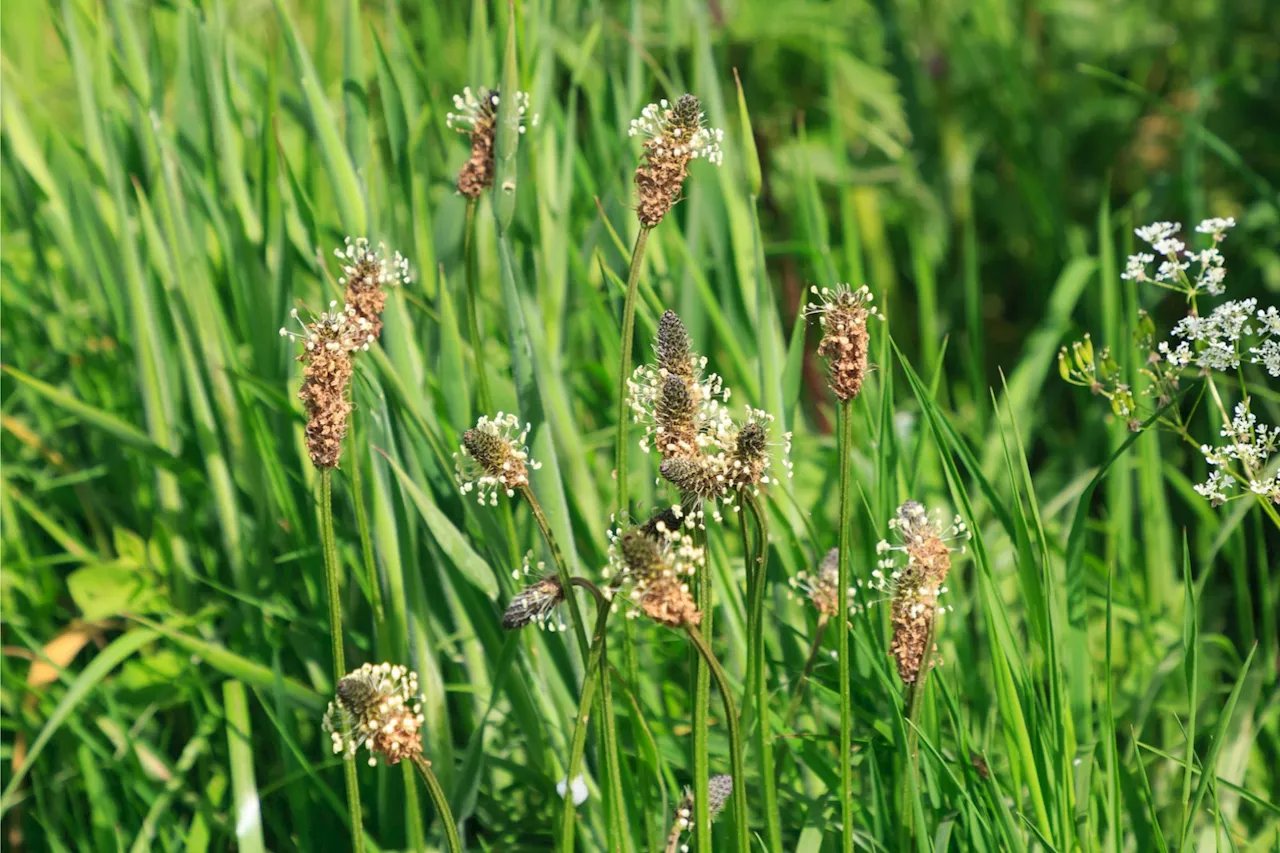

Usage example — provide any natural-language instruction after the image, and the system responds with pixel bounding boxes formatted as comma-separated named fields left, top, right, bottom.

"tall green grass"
left=3, top=0, right=1278, bottom=850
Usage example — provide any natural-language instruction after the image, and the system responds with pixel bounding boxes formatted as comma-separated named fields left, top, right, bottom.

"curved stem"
left=518, top=484, right=589, bottom=658
left=836, top=401, right=855, bottom=853
left=741, top=491, right=779, bottom=851
left=464, top=198, right=493, bottom=414
left=320, top=471, right=365, bottom=853
left=558, top=588, right=614, bottom=853
left=412, top=755, right=462, bottom=853
left=685, top=625, right=749, bottom=853
left=614, top=226, right=652, bottom=517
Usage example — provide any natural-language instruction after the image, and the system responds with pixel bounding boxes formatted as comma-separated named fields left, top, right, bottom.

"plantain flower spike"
left=334, top=237, right=411, bottom=342
left=807, top=284, right=878, bottom=402
left=666, top=774, right=734, bottom=853
left=280, top=302, right=374, bottom=469
left=873, top=501, right=969, bottom=684
left=631, top=95, right=724, bottom=227
left=454, top=413, right=542, bottom=506
left=323, top=662, right=425, bottom=767
left=446, top=86, right=538, bottom=198
left=604, top=509, right=704, bottom=628
left=502, top=552, right=568, bottom=632
left=789, top=547, right=862, bottom=618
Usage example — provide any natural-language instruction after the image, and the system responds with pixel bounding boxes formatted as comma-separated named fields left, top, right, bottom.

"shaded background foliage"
left=2, top=0, right=1278, bottom=850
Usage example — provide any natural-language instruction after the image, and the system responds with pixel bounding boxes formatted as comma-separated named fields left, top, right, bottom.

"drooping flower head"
left=446, top=86, right=538, bottom=198
left=807, top=285, right=877, bottom=403
left=323, top=662, right=425, bottom=766
left=502, top=552, right=568, bottom=632
left=873, top=501, right=969, bottom=684
left=604, top=510, right=704, bottom=627
left=334, top=237, right=411, bottom=341
left=454, top=413, right=542, bottom=506
left=280, top=302, right=375, bottom=468
left=666, top=774, right=734, bottom=853
left=630, top=95, right=724, bottom=227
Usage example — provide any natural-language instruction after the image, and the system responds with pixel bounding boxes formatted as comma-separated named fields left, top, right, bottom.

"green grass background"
left=2, top=0, right=1278, bottom=850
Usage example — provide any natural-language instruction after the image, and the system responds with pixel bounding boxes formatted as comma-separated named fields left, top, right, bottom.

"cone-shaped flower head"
left=455, top=413, right=542, bottom=506
left=604, top=510, right=704, bottom=627
left=629, top=311, right=730, bottom=460
left=502, top=552, right=568, bottom=632
left=334, top=237, right=411, bottom=342
left=667, top=774, right=734, bottom=853
left=873, top=501, right=969, bottom=684
left=323, top=662, right=425, bottom=766
left=280, top=302, right=374, bottom=468
left=631, top=95, right=724, bottom=227
left=807, top=284, right=878, bottom=402
left=446, top=86, right=538, bottom=198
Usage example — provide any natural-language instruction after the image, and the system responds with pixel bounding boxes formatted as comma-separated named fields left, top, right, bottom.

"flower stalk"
left=836, top=402, right=855, bottom=853
left=741, top=489, right=779, bottom=850
left=411, top=755, right=462, bottom=853
left=463, top=199, right=493, bottom=413
left=685, top=624, right=748, bottom=853
left=615, top=225, right=652, bottom=517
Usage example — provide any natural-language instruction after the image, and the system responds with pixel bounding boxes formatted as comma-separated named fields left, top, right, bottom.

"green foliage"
left=3, top=0, right=1278, bottom=850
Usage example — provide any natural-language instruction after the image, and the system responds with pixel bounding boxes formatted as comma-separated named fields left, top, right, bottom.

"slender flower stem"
left=691, top=522, right=712, bottom=851
left=349, top=422, right=385, bottom=637
left=899, top=619, right=938, bottom=847
left=411, top=755, right=462, bottom=853
left=781, top=615, right=830, bottom=731
left=517, top=484, right=589, bottom=658
left=614, top=225, right=653, bottom=516
left=464, top=198, right=493, bottom=414
left=836, top=401, right=855, bottom=853
left=741, top=491, right=780, bottom=851
left=320, top=470, right=365, bottom=853
left=685, top=625, right=749, bottom=853
left=558, top=580, right=613, bottom=853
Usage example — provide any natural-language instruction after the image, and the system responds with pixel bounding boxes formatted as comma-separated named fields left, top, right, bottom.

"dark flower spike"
left=454, top=413, right=541, bottom=506
left=502, top=553, right=567, bottom=632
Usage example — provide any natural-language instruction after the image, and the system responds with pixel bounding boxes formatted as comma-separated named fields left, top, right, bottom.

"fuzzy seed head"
left=454, top=413, right=541, bottom=506
left=503, top=574, right=566, bottom=631
left=324, top=662, right=425, bottom=766
left=656, top=310, right=695, bottom=379
left=807, top=284, right=878, bottom=402
left=334, top=236, right=411, bottom=341
left=789, top=547, right=857, bottom=618
left=604, top=512, right=704, bottom=628
left=630, top=95, right=724, bottom=226
left=447, top=86, right=538, bottom=198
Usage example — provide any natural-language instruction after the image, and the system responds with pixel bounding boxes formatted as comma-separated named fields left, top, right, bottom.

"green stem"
left=464, top=198, right=493, bottom=414
left=742, top=491, right=779, bottom=851
left=558, top=581, right=613, bottom=853
left=836, top=401, right=855, bottom=853
left=411, top=755, right=462, bottom=853
left=320, top=470, right=365, bottom=853
left=518, top=484, right=589, bottom=658
left=349, top=423, right=385, bottom=638
left=781, top=614, right=829, bottom=731
left=900, top=618, right=938, bottom=847
left=403, top=761, right=426, bottom=853
left=686, top=625, right=749, bottom=853
left=614, top=226, right=652, bottom=517
left=692, top=522, right=712, bottom=852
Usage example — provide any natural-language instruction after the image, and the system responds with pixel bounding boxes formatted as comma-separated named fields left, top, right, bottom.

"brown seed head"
left=447, top=87, right=537, bottom=198
left=455, top=414, right=540, bottom=506
left=807, top=285, right=877, bottom=402
left=630, top=95, right=724, bottom=227
left=503, top=573, right=565, bottom=630
left=606, top=517, right=705, bottom=628
left=324, top=662, right=425, bottom=766
left=335, top=237, right=410, bottom=341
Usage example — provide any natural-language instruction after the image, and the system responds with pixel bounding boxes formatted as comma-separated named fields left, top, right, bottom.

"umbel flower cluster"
left=666, top=774, right=733, bottom=853
left=446, top=86, right=538, bottom=198
left=603, top=510, right=706, bottom=628
left=280, top=302, right=375, bottom=468
left=335, top=237, right=411, bottom=341
left=1195, top=401, right=1280, bottom=506
left=454, top=413, right=542, bottom=505
left=874, top=502, right=969, bottom=684
left=630, top=95, right=724, bottom=226
left=324, top=662, right=426, bottom=767
left=628, top=311, right=792, bottom=523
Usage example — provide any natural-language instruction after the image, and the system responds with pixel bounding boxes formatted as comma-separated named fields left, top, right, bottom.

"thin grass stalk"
left=685, top=625, right=748, bottom=853
left=691, top=521, right=712, bottom=851
left=781, top=615, right=829, bottom=730
left=463, top=198, right=493, bottom=413
left=613, top=225, right=652, bottom=516
left=517, top=484, right=589, bottom=657
left=836, top=401, right=855, bottom=853
left=349, top=421, right=385, bottom=635
left=557, top=580, right=613, bottom=853
left=411, top=755, right=462, bottom=853
left=599, top=644, right=629, bottom=851
left=742, top=490, right=780, bottom=850
left=320, top=470, right=365, bottom=853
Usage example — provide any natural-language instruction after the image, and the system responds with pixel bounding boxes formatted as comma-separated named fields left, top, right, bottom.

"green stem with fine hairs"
left=320, top=470, right=365, bottom=853
left=558, top=579, right=613, bottom=853
left=836, top=401, right=855, bottom=853
left=411, top=755, right=462, bottom=853
left=464, top=198, right=493, bottom=414
left=685, top=625, right=749, bottom=853
left=691, top=521, right=712, bottom=852
left=741, top=490, right=780, bottom=851
left=614, top=225, right=652, bottom=517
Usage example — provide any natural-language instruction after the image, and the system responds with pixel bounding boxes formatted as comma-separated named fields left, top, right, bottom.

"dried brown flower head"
left=280, top=303, right=374, bottom=469
left=324, top=662, right=425, bottom=766
left=454, top=413, right=541, bottom=506
left=605, top=512, right=705, bottom=628
left=334, top=237, right=410, bottom=341
left=630, top=95, right=724, bottom=227
left=873, top=501, right=969, bottom=684
left=503, top=553, right=567, bottom=631
left=807, top=285, right=878, bottom=402
left=790, top=547, right=844, bottom=617
left=446, top=87, right=537, bottom=198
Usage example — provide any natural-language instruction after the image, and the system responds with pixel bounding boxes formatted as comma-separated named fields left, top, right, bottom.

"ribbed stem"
left=349, top=422, right=385, bottom=638
left=741, top=491, right=780, bottom=851
left=836, top=402, right=855, bottom=853
left=320, top=471, right=365, bottom=853
left=558, top=582, right=613, bottom=853
left=686, top=625, right=748, bottom=853
left=614, top=225, right=652, bottom=517
left=464, top=198, right=493, bottom=413
left=692, top=522, right=711, bottom=851
left=411, top=755, right=462, bottom=853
